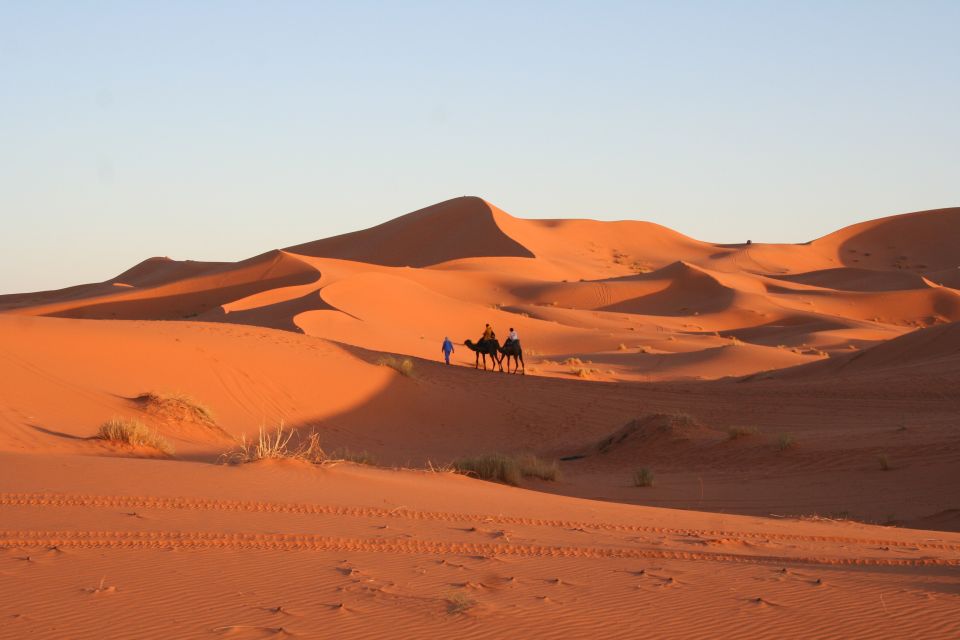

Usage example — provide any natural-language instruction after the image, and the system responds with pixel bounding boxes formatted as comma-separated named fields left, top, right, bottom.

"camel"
left=463, top=339, right=503, bottom=371
left=499, top=339, right=525, bottom=374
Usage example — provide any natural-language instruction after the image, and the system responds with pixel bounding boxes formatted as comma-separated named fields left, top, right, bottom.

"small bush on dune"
left=330, top=447, right=376, bottom=466
left=633, top=467, right=654, bottom=487
left=221, top=425, right=375, bottom=467
left=446, top=591, right=477, bottom=615
left=776, top=433, right=796, bottom=451
left=452, top=453, right=560, bottom=486
left=516, top=454, right=561, bottom=481
left=453, top=454, right=521, bottom=485
left=96, top=417, right=174, bottom=455
left=225, top=424, right=298, bottom=463
left=137, top=391, right=215, bottom=425
left=378, top=355, right=415, bottom=378
left=727, top=426, right=761, bottom=441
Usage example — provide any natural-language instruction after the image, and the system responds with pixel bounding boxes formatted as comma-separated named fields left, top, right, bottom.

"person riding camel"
left=505, top=327, right=519, bottom=347
left=481, top=323, right=495, bottom=344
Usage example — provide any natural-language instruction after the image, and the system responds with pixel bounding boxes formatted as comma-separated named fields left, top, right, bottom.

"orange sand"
left=1, top=197, right=958, bottom=638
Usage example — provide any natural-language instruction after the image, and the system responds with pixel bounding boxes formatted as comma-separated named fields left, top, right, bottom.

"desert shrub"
left=330, top=447, right=376, bottom=465
left=453, top=453, right=560, bottom=486
left=572, top=367, right=595, bottom=378
left=453, top=454, right=522, bottom=485
left=618, top=343, right=628, bottom=351
left=378, top=355, right=415, bottom=377
left=666, top=411, right=696, bottom=427
left=446, top=591, right=477, bottom=615
left=563, top=357, right=584, bottom=366
left=633, top=467, right=654, bottom=487
left=96, top=417, right=174, bottom=454
left=727, top=426, right=761, bottom=440
left=516, top=454, right=561, bottom=481
left=776, top=433, right=796, bottom=451
left=137, top=391, right=214, bottom=425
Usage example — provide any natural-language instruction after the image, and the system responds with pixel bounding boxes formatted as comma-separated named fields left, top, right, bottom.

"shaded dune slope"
left=286, top=196, right=535, bottom=266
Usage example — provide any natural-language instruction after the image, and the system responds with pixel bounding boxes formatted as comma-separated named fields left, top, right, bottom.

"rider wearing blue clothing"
left=441, top=337, right=455, bottom=364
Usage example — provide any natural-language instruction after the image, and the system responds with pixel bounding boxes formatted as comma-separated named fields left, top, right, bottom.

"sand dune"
left=2, top=197, right=960, bottom=638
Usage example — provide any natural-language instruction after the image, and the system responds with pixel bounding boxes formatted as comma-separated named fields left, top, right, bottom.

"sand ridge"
left=2, top=197, right=959, bottom=638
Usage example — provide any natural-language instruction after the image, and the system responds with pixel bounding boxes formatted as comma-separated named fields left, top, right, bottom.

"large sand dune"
left=2, top=198, right=959, bottom=638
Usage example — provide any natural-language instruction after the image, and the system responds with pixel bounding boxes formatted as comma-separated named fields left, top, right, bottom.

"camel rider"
left=505, top=327, right=519, bottom=348
left=481, top=323, right=495, bottom=344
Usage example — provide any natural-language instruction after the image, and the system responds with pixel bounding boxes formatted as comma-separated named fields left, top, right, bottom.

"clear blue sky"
left=2, top=1, right=958, bottom=293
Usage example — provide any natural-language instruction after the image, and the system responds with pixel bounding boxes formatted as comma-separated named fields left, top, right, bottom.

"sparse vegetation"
left=223, top=424, right=298, bottom=463
left=515, top=454, right=561, bottom=481
left=378, top=355, right=415, bottom=377
left=452, top=453, right=560, bottom=486
left=137, top=391, right=215, bottom=426
left=330, top=447, right=376, bottom=465
left=618, top=343, right=628, bottom=351
left=776, top=433, right=796, bottom=451
left=220, top=425, right=374, bottom=466
left=632, top=467, right=654, bottom=487
left=453, top=454, right=521, bottom=485
left=727, top=426, right=761, bottom=441
left=96, top=417, right=174, bottom=455
left=446, top=591, right=477, bottom=615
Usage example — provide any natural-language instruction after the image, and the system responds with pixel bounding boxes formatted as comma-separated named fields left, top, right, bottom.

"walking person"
left=441, top=336, right=455, bottom=365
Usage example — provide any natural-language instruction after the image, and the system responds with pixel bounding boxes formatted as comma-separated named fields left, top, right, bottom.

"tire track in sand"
left=1, top=530, right=956, bottom=568
left=3, top=492, right=959, bottom=554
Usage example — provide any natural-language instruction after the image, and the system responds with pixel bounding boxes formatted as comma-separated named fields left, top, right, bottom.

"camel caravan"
left=460, top=324, right=525, bottom=374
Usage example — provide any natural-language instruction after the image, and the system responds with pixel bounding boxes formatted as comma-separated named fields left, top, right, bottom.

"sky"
left=2, top=1, right=958, bottom=293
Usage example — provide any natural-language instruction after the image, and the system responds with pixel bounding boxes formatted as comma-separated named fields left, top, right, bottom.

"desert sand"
left=1, top=196, right=958, bottom=638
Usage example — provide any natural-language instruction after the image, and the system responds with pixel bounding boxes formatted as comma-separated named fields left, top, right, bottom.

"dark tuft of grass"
left=727, top=426, right=761, bottom=440
left=632, top=467, right=654, bottom=487
left=452, top=453, right=560, bottom=486
left=775, top=434, right=796, bottom=451
left=378, top=355, right=415, bottom=378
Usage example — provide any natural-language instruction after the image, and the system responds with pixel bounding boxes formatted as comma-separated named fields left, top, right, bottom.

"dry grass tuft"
left=632, top=467, right=654, bottom=487
left=727, top=426, right=761, bottom=440
left=330, top=447, right=377, bottom=466
left=378, top=355, right=415, bottom=378
left=96, top=417, right=174, bottom=455
left=137, top=391, right=215, bottom=425
left=452, top=453, right=560, bottom=486
left=516, top=454, right=561, bottom=481
left=220, top=425, right=375, bottom=466
left=453, top=454, right=521, bottom=485
left=775, top=433, right=796, bottom=451
left=878, top=453, right=892, bottom=471
left=446, top=591, right=477, bottom=615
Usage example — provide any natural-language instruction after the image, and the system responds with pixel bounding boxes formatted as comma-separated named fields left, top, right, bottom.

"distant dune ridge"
left=2, top=197, right=960, bottom=639
left=2, top=196, right=958, bottom=382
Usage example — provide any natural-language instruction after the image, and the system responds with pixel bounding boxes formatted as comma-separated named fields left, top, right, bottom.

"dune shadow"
left=28, top=424, right=87, bottom=441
